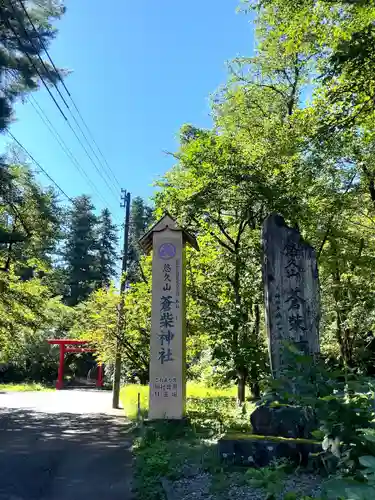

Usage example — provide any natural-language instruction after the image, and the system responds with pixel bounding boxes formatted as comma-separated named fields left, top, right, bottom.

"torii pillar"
left=140, top=214, right=198, bottom=420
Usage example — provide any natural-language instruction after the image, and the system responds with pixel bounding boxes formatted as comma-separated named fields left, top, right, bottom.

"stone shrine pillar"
left=262, top=214, right=320, bottom=378
left=139, top=214, right=198, bottom=420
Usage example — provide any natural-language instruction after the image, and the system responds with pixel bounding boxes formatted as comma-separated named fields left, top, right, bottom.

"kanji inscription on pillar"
left=139, top=214, right=198, bottom=419
left=262, top=214, right=320, bottom=377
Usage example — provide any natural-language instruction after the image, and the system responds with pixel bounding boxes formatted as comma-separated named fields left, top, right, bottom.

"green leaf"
left=359, top=456, right=375, bottom=469
left=363, top=433, right=375, bottom=444
left=324, top=478, right=374, bottom=500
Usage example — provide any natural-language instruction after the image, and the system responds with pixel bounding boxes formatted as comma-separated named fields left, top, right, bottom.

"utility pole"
left=112, top=189, right=131, bottom=408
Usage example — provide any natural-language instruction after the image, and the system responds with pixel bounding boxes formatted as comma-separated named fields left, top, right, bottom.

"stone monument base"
left=218, top=404, right=319, bottom=468
left=250, top=404, right=317, bottom=440
left=218, top=433, right=320, bottom=467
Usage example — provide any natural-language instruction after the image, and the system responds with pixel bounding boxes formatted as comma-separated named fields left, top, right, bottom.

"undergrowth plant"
left=260, top=344, right=375, bottom=500
left=245, top=459, right=290, bottom=499
left=133, top=420, right=221, bottom=500
left=129, top=382, right=256, bottom=499
left=263, top=344, right=375, bottom=473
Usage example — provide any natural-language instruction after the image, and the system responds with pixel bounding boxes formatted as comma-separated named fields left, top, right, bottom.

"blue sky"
left=1, top=0, right=254, bottom=225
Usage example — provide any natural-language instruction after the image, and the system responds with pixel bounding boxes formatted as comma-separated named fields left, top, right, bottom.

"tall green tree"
left=0, top=0, right=66, bottom=131
left=97, top=208, right=118, bottom=287
left=63, top=195, right=99, bottom=306
left=0, top=162, right=62, bottom=275
left=0, top=267, right=68, bottom=360
left=243, top=0, right=375, bottom=129
left=0, top=164, right=70, bottom=361
left=237, top=0, right=375, bottom=370
left=155, top=130, right=269, bottom=401
left=154, top=33, right=319, bottom=400
left=127, top=196, right=153, bottom=284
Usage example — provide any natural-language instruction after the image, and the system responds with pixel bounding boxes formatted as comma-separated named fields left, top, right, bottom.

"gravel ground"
left=163, top=471, right=322, bottom=500
left=227, top=473, right=322, bottom=499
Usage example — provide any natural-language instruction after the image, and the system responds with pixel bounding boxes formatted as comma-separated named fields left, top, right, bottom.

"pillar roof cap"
left=139, top=213, right=199, bottom=254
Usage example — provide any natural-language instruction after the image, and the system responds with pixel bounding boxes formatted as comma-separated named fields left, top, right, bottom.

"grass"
left=121, top=384, right=149, bottom=419
left=120, top=382, right=241, bottom=420
left=0, top=382, right=54, bottom=392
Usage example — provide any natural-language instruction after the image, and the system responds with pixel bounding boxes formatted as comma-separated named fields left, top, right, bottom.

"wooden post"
left=137, top=392, right=141, bottom=421
left=97, top=364, right=104, bottom=387
left=56, top=343, right=65, bottom=390
left=112, top=190, right=131, bottom=408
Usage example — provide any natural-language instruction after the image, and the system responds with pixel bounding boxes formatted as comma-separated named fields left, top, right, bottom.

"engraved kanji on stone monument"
left=262, top=214, right=320, bottom=377
left=139, top=214, right=198, bottom=419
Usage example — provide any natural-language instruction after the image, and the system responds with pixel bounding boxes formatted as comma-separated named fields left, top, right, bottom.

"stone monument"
left=219, top=214, right=321, bottom=467
left=139, top=214, right=198, bottom=420
left=262, top=213, right=320, bottom=377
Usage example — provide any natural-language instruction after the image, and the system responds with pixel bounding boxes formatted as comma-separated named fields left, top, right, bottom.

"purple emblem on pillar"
left=158, top=243, right=176, bottom=260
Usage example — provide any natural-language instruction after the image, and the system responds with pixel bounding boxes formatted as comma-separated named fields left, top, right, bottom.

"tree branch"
left=191, top=216, right=235, bottom=253
left=317, top=172, right=357, bottom=258
left=287, top=58, right=300, bottom=116
left=209, top=213, right=236, bottom=247
left=235, top=218, right=249, bottom=249
left=138, top=261, right=148, bottom=284
left=162, top=150, right=181, bottom=160
left=252, top=83, right=287, bottom=99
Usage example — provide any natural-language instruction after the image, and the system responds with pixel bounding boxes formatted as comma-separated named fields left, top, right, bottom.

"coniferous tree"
left=97, top=208, right=118, bottom=287
left=0, top=0, right=65, bottom=131
left=63, top=195, right=99, bottom=306
left=127, top=196, right=153, bottom=284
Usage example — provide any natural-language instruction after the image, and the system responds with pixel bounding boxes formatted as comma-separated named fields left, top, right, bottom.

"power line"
left=7, top=131, right=73, bottom=203
left=15, top=0, right=121, bottom=190
left=8, top=127, right=123, bottom=226
left=27, top=95, right=115, bottom=211
left=3, top=2, right=124, bottom=225
left=5, top=0, right=118, bottom=198
left=4, top=0, right=120, bottom=200
left=67, top=101, right=121, bottom=189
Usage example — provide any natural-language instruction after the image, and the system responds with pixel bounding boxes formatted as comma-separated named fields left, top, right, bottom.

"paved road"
left=0, top=390, right=133, bottom=500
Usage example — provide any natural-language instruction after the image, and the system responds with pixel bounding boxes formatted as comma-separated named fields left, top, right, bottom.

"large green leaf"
left=364, top=433, right=375, bottom=444
left=324, top=478, right=374, bottom=500
left=359, top=456, right=375, bottom=469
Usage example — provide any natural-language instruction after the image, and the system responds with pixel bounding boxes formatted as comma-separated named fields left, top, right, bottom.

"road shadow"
left=0, top=408, right=134, bottom=500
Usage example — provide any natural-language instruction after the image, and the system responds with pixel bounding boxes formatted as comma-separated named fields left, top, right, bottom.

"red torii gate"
left=47, top=339, right=104, bottom=390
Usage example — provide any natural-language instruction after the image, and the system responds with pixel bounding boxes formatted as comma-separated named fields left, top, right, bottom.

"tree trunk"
left=237, top=370, right=246, bottom=404
left=361, top=164, right=375, bottom=206
left=250, top=380, right=260, bottom=400
left=331, top=239, right=347, bottom=366
left=138, top=370, right=149, bottom=385
left=249, top=303, right=261, bottom=400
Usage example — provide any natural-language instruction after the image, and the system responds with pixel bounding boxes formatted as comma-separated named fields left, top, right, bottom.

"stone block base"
left=218, top=434, right=320, bottom=467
